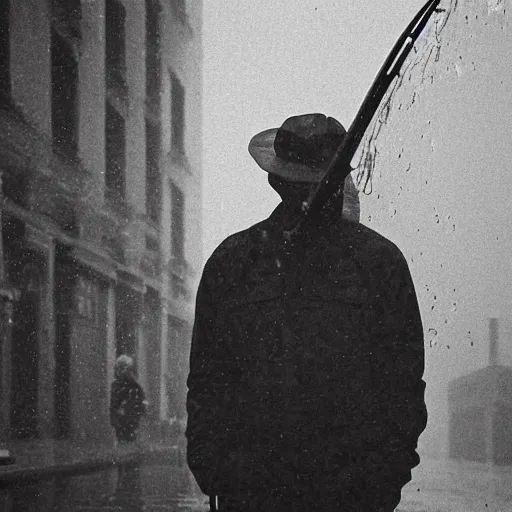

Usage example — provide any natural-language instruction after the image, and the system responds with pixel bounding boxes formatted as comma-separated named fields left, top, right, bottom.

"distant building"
left=448, top=319, right=512, bottom=465
left=0, top=0, right=202, bottom=445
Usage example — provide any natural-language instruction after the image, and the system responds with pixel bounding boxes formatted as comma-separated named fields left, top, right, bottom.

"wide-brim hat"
left=248, top=113, right=347, bottom=183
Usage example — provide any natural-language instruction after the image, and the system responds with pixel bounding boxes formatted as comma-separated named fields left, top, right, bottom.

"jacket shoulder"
left=203, top=219, right=268, bottom=270
left=341, top=222, right=406, bottom=262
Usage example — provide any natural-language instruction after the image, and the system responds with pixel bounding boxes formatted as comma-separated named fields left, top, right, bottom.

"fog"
left=201, top=0, right=512, bottom=507
left=202, top=0, right=432, bottom=255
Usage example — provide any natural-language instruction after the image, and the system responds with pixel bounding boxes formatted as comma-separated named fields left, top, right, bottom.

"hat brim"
left=248, top=128, right=328, bottom=183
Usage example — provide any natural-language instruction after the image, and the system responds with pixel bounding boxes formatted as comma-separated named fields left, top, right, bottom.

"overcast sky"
left=201, top=1, right=512, bottom=450
left=202, top=0, right=430, bottom=256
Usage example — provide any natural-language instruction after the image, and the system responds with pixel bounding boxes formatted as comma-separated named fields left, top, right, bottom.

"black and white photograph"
left=0, top=1, right=511, bottom=511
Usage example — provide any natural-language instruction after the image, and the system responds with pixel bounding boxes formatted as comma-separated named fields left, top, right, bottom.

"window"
left=105, top=101, right=126, bottom=199
left=145, top=234, right=159, bottom=252
left=170, top=71, right=185, bottom=158
left=115, top=284, right=138, bottom=357
left=0, top=0, right=10, bottom=100
left=51, top=30, right=79, bottom=157
left=146, top=119, right=161, bottom=223
left=171, top=0, right=187, bottom=24
left=146, top=0, right=161, bottom=101
left=2, top=171, right=28, bottom=207
left=76, top=277, right=97, bottom=321
left=144, top=0, right=162, bottom=222
left=51, top=0, right=81, bottom=41
left=170, top=182, right=185, bottom=262
left=106, top=0, right=126, bottom=91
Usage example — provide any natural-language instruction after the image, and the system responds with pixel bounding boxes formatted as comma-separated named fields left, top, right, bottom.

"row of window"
left=0, top=0, right=187, bottom=264
left=0, top=1, right=187, bottom=217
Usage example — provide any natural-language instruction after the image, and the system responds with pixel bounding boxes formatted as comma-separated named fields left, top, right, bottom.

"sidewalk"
left=0, top=435, right=182, bottom=482
left=398, top=457, right=512, bottom=511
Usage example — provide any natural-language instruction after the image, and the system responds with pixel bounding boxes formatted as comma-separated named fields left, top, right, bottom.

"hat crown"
left=273, top=113, right=346, bottom=170
left=247, top=112, right=348, bottom=184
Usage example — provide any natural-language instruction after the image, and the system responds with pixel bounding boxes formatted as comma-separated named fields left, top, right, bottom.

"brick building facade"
left=0, top=0, right=202, bottom=446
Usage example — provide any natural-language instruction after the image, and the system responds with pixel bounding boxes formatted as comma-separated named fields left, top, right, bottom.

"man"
left=109, top=355, right=146, bottom=509
left=186, top=113, right=427, bottom=511
left=110, top=355, right=147, bottom=443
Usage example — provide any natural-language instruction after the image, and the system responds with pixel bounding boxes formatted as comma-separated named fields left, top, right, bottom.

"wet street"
left=0, top=458, right=208, bottom=512
left=2, top=456, right=512, bottom=511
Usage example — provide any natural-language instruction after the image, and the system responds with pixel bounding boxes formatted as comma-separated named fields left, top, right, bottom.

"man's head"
left=248, top=113, right=347, bottom=184
left=249, top=113, right=361, bottom=222
left=115, top=354, right=135, bottom=379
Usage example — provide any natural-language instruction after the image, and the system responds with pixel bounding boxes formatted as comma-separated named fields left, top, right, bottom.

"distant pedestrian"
left=110, top=355, right=147, bottom=443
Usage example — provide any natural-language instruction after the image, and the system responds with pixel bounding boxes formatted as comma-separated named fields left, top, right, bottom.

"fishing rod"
left=285, top=0, right=444, bottom=240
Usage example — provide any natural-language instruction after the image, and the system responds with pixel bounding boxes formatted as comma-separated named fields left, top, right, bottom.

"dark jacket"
left=186, top=203, right=427, bottom=496
left=110, top=376, right=146, bottom=441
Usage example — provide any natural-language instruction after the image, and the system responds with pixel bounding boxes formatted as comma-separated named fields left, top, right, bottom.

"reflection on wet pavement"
left=2, top=457, right=512, bottom=510
left=0, top=460, right=208, bottom=512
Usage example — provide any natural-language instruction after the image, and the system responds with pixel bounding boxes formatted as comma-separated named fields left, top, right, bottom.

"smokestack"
left=489, top=318, right=499, bottom=366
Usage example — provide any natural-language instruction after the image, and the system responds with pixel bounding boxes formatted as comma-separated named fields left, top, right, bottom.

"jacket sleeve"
left=369, top=248, right=428, bottom=476
left=186, top=262, right=230, bottom=495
